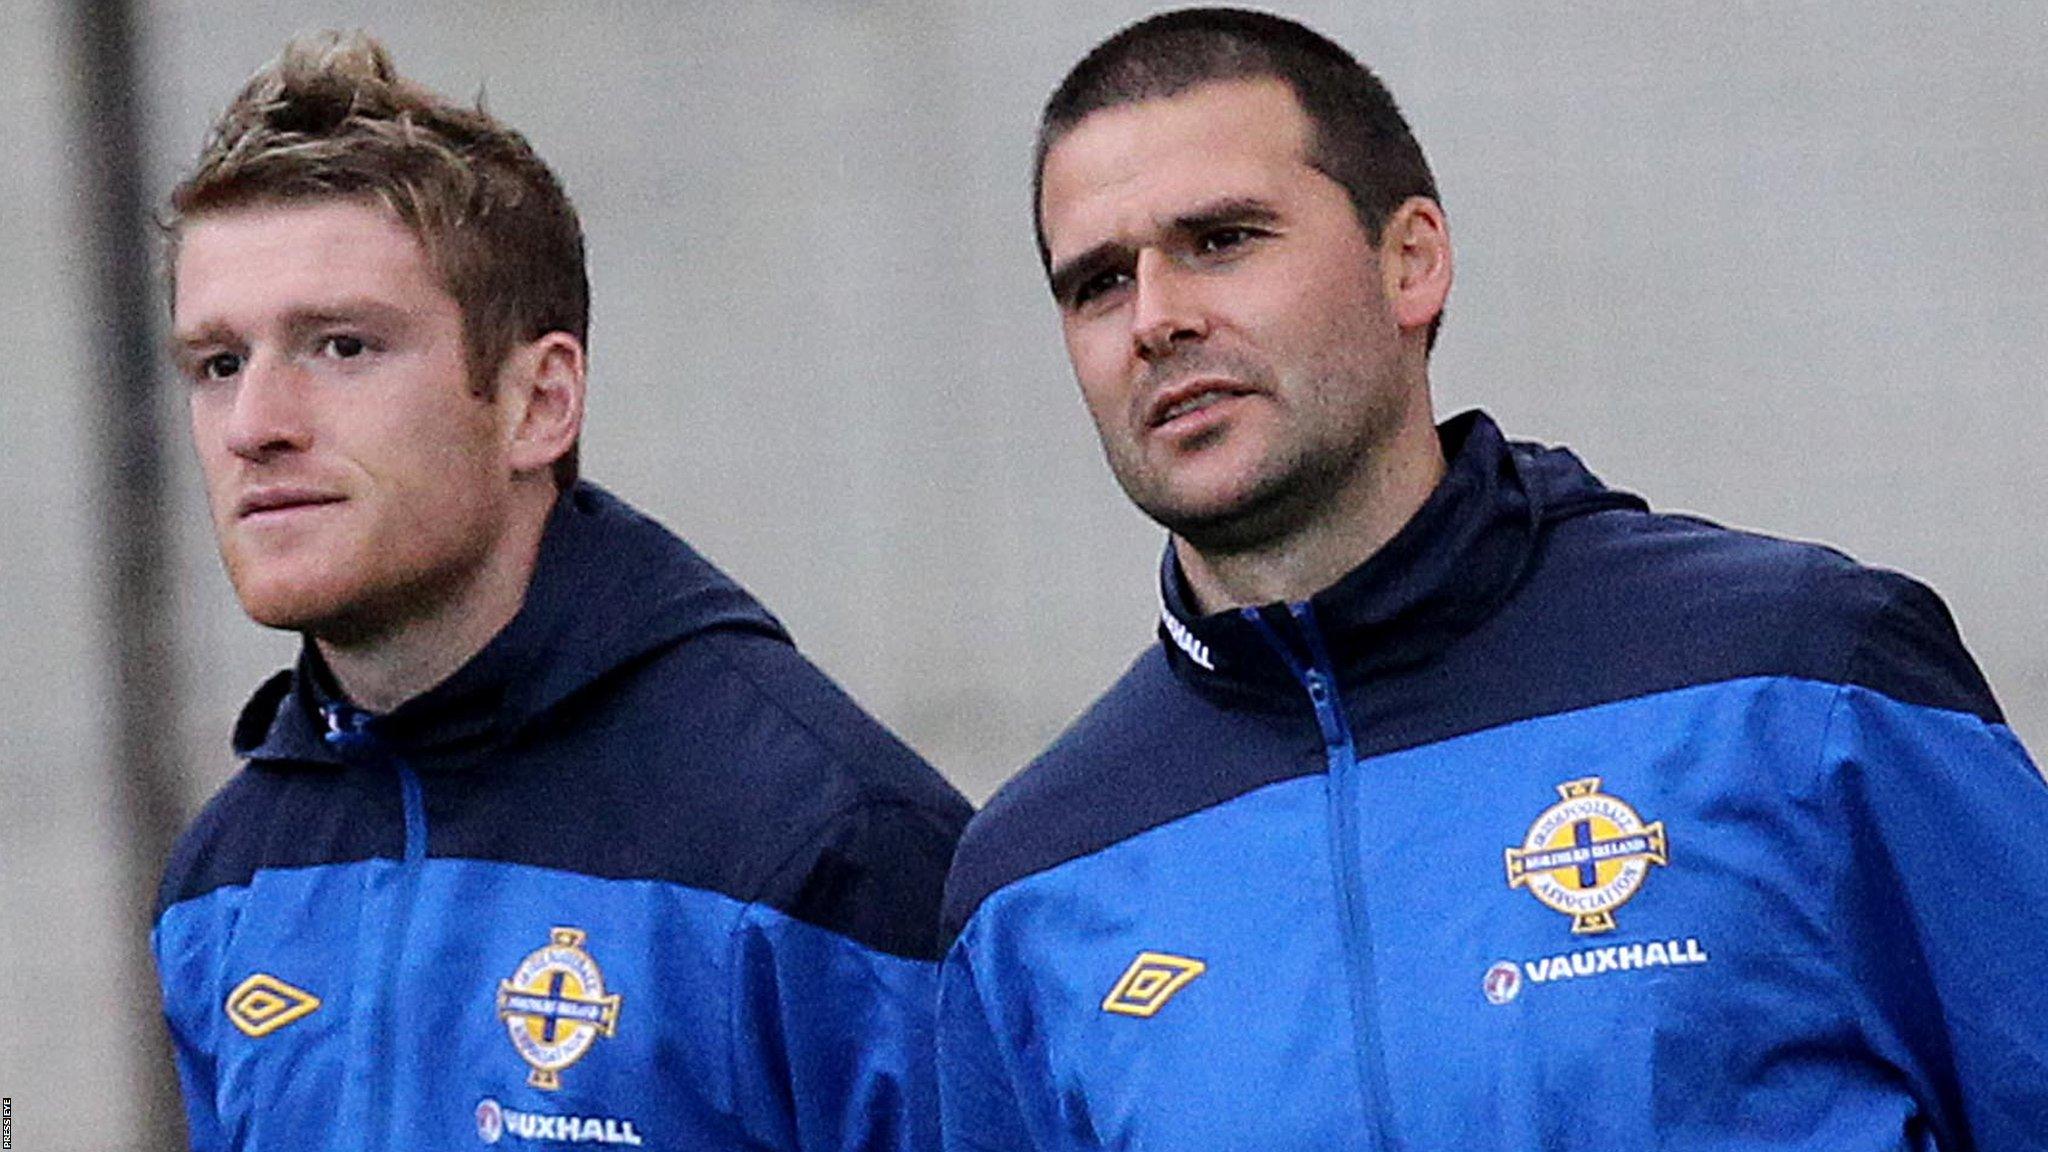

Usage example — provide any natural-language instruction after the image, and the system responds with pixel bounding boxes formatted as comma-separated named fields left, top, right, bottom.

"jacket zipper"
left=323, top=703, right=427, bottom=862
left=321, top=703, right=426, bottom=1145
left=1244, top=603, right=1394, bottom=1152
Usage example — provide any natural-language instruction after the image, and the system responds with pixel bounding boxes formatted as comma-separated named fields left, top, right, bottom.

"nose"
left=1129, top=249, right=1209, bottom=361
left=221, top=353, right=313, bottom=462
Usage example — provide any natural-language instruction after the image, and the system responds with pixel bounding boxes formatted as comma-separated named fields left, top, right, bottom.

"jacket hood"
left=232, top=482, right=788, bottom=766
left=1156, top=409, right=1644, bottom=694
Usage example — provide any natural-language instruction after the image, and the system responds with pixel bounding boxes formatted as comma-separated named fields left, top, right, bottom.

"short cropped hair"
left=165, top=31, right=588, bottom=486
left=1034, top=7, right=1442, bottom=347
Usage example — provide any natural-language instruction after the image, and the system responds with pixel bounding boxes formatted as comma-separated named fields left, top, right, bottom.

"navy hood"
left=1155, top=409, right=1645, bottom=695
left=232, top=482, right=787, bottom=766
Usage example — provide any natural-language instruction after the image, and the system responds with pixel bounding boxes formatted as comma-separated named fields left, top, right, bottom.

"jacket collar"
left=1156, top=410, right=1566, bottom=695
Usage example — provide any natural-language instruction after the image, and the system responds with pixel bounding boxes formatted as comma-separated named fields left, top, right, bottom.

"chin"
left=1139, top=471, right=1302, bottom=553
left=224, top=556, right=366, bottom=636
left=1136, top=490, right=1261, bottom=544
left=233, top=584, right=352, bottom=635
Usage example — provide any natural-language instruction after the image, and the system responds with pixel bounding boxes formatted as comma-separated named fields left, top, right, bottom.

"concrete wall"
left=3, top=2, right=2040, bottom=1146
left=0, top=0, right=165, bottom=1145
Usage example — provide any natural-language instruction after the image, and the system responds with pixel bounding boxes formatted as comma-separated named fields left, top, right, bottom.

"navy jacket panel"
left=155, top=482, right=970, bottom=1152
left=938, top=411, right=2048, bottom=1151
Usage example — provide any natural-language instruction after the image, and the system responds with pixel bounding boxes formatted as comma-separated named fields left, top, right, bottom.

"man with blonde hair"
left=153, top=32, right=967, bottom=1150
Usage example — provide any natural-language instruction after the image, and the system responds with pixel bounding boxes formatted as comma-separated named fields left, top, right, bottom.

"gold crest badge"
left=495, top=927, right=621, bottom=1089
left=1505, top=777, right=1668, bottom=934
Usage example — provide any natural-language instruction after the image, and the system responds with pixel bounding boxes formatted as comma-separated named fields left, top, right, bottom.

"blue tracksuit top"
left=937, top=411, right=2048, bottom=1151
left=154, top=482, right=972, bottom=1151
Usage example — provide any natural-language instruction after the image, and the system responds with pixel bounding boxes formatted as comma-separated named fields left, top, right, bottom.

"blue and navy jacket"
left=155, top=483, right=972, bottom=1152
left=938, top=412, right=2048, bottom=1151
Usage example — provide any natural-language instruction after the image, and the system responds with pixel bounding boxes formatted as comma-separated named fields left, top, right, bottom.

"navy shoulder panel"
left=429, top=628, right=970, bottom=961
left=764, top=793, right=966, bottom=961
left=156, top=759, right=405, bottom=918
left=1838, top=565, right=2002, bottom=723
left=1351, top=507, right=2002, bottom=759
left=706, top=629, right=973, bottom=960
left=941, top=649, right=1317, bottom=943
left=707, top=630, right=977, bottom=820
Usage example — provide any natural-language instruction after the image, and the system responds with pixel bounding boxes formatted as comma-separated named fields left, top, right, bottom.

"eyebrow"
left=168, top=300, right=418, bottom=361
left=166, top=322, right=237, bottom=361
left=1048, top=196, right=1283, bottom=304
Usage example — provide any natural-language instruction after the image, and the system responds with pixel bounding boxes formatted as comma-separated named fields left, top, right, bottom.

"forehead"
left=172, top=199, right=446, bottom=327
left=1038, top=78, right=1319, bottom=257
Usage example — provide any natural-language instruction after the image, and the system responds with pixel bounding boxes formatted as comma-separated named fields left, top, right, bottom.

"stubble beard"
left=1107, top=345, right=1404, bottom=562
left=1144, top=435, right=1355, bottom=557
left=223, top=500, right=507, bottom=652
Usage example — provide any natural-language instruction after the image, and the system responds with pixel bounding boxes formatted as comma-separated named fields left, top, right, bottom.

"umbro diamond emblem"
left=1101, top=952, right=1206, bottom=1017
left=225, top=973, right=322, bottom=1038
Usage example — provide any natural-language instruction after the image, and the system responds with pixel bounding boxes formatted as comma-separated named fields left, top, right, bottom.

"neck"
left=1178, top=413, right=1445, bottom=614
left=317, top=489, right=556, bottom=714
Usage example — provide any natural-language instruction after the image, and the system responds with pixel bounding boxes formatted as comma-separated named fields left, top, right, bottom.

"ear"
left=496, top=331, right=587, bottom=479
left=1379, top=196, right=1452, bottom=336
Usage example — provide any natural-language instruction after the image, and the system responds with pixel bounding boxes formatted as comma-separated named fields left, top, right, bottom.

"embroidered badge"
left=225, top=973, right=322, bottom=1037
left=1504, top=776, right=1668, bottom=935
left=496, top=927, right=622, bottom=1089
left=1101, top=952, right=1207, bottom=1017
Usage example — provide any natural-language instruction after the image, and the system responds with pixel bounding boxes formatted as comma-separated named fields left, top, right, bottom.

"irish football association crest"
left=496, top=927, right=622, bottom=1089
left=1504, top=777, right=1668, bottom=934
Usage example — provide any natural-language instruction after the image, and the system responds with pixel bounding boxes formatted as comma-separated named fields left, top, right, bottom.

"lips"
left=235, top=487, right=346, bottom=520
left=1144, top=377, right=1259, bottom=430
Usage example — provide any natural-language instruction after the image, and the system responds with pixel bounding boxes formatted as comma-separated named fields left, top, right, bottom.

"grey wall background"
left=3, top=1, right=2041, bottom=1147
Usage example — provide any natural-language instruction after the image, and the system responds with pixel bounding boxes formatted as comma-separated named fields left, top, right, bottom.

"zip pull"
left=1301, top=668, right=1350, bottom=752
left=1243, top=605, right=1355, bottom=754
left=1306, top=670, right=1332, bottom=705
left=322, top=702, right=378, bottom=755
left=1291, top=604, right=1357, bottom=751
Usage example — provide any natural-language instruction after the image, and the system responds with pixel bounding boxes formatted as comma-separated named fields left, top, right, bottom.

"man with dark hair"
left=1029, top=6, right=1440, bottom=350
left=937, top=8, right=2048, bottom=1149
left=152, top=32, right=969, bottom=1151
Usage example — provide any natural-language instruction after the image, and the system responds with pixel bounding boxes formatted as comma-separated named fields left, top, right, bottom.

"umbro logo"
left=1101, top=952, right=1206, bottom=1018
left=225, top=973, right=322, bottom=1037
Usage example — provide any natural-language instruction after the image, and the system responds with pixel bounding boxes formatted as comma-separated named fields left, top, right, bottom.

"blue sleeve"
left=154, top=915, right=230, bottom=1152
left=937, top=940, right=1040, bottom=1152
left=728, top=908, right=944, bottom=1152
left=1824, top=578, right=2048, bottom=1151
left=727, top=802, right=957, bottom=1152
